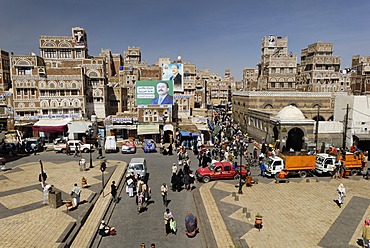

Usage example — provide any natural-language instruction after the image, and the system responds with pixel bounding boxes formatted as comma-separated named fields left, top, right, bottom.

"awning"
left=110, top=125, right=137, bottom=130
left=68, top=121, right=92, bottom=134
left=137, top=124, right=160, bottom=135
left=163, top=124, right=174, bottom=132
left=32, top=118, right=71, bottom=133
left=354, top=134, right=370, bottom=141
left=178, top=124, right=200, bottom=134
left=180, top=131, right=200, bottom=137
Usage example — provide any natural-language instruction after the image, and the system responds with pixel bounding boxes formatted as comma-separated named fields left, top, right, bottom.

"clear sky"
left=1, top=0, right=369, bottom=81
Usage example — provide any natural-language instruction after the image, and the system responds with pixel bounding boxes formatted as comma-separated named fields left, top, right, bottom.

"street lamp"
left=85, top=125, right=93, bottom=168
left=235, top=137, right=244, bottom=194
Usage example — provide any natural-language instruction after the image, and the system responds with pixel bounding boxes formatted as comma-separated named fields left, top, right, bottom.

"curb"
left=193, top=184, right=217, bottom=248
left=55, top=164, right=119, bottom=247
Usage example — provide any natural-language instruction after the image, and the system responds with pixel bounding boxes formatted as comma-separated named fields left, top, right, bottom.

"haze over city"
left=1, top=0, right=369, bottom=80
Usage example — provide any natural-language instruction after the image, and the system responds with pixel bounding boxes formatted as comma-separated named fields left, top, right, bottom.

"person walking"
left=164, top=208, right=174, bottom=236
left=172, top=163, right=177, bottom=174
left=336, top=183, right=346, bottom=208
left=97, top=146, right=103, bottom=159
left=111, top=181, right=118, bottom=203
left=74, top=144, right=79, bottom=157
left=161, top=183, right=168, bottom=207
left=42, top=184, right=52, bottom=205
left=70, top=183, right=82, bottom=209
left=38, top=170, right=48, bottom=188
left=362, top=218, right=370, bottom=248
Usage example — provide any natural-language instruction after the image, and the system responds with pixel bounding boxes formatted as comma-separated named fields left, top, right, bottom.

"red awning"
left=32, top=119, right=71, bottom=133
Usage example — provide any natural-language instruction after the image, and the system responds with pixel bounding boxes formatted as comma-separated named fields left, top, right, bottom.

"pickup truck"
left=266, top=153, right=336, bottom=178
left=196, top=161, right=249, bottom=183
left=340, top=152, right=364, bottom=176
left=54, top=140, right=92, bottom=153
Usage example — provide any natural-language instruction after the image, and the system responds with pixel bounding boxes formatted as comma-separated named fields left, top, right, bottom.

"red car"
left=196, top=161, right=249, bottom=183
left=121, top=140, right=136, bottom=154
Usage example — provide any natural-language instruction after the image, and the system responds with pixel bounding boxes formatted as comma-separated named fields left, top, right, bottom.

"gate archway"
left=286, top=127, right=304, bottom=151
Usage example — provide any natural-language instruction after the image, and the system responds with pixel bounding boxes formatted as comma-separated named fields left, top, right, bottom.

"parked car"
left=105, top=136, right=118, bottom=153
left=54, top=140, right=91, bottom=153
left=25, top=137, right=44, bottom=152
left=127, top=158, right=147, bottom=178
left=142, top=139, right=157, bottom=153
left=121, top=140, right=136, bottom=154
left=196, top=160, right=249, bottom=183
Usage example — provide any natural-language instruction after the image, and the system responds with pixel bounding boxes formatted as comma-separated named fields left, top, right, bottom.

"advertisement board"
left=136, top=80, right=174, bottom=106
left=72, top=28, right=86, bottom=48
left=162, top=63, right=183, bottom=92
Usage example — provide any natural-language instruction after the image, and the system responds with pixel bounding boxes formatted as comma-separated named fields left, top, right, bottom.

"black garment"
left=176, top=170, right=184, bottom=192
left=171, top=173, right=177, bottom=191
left=168, top=144, right=173, bottom=156
left=111, top=183, right=117, bottom=197
left=38, top=172, right=47, bottom=183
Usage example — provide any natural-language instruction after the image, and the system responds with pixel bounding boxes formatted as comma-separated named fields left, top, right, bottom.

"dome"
left=275, top=105, right=305, bottom=120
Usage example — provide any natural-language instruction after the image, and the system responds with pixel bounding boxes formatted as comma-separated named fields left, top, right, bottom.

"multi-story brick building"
left=350, top=55, right=370, bottom=95
left=257, top=36, right=297, bottom=91
left=10, top=27, right=107, bottom=137
left=298, top=42, right=346, bottom=93
left=241, top=68, right=258, bottom=91
left=0, top=50, right=11, bottom=130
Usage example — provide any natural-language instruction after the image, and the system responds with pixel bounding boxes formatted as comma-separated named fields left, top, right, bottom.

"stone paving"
left=0, top=159, right=124, bottom=248
left=2, top=155, right=370, bottom=248
left=200, top=177, right=370, bottom=248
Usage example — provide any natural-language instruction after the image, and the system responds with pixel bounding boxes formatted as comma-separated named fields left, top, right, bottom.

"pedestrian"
left=362, top=218, right=370, bottom=248
left=38, top=170, right=48, bottom=188
left=66, top=143, right=70, bottom=156
left=97, top=146, right=103, bottom=159
left=176, top=169, right=184, bottom=192
left=172, top=163, right=177, bottom=174
left=336, top=183, right=346, bottom=208
left=137, top=192, right=144, bottom=213
left=111, top=181, right=118, bottom=203
left=140, top=242, right=146, bottom=248
left=150, top=244, right=155, bottom=248
left=171, top=172, right=177, bottom=191
left=70, top=183, right=82, bottom=209
left=184, top=173, right=190, bottom=191
left=74, top=143, right=79, bottom=157
left=161, top=183, right=168, bottom=206
left=42, top=184, right=52, bottom=205
left=168, top=143, right=173, bottom=156
left=185, top=211, right=199, bottom=237
left=128, top=177, right=134, bottom=197
left=164, top=208, right=174, bottom=236
left=259, top=161, right=266, bottom=177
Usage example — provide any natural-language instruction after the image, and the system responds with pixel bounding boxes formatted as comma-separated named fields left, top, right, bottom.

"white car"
left=54, top=140, right=91, bottom=153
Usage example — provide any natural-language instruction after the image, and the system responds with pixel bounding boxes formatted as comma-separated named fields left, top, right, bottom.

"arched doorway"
left=286, top=127, right=304, bottom=151
left=273, top=126, right=279, bottom=141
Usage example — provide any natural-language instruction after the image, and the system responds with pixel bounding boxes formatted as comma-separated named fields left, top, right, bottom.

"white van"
left=127, top=158, right=147, bottom=178
left=104, top=136, right=117, bottom=153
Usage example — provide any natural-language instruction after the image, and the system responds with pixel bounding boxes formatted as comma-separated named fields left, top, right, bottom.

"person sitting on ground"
left=99, top=220, right=116, bottom=236
left=185, top=211, right=199, bottom=237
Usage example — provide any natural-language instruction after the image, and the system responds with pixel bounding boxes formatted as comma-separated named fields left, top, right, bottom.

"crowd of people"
left=125, top=173, right=151, bottom=213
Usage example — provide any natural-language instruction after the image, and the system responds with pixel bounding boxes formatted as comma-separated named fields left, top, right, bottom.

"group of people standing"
left=126, top=173, right=151, bottom=213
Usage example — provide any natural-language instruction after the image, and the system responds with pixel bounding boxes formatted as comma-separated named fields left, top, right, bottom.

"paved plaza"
left=1, top=155, right=370, bottom=247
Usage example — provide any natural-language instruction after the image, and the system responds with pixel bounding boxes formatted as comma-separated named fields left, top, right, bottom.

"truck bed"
left=280, top=154, right=316, bottom=171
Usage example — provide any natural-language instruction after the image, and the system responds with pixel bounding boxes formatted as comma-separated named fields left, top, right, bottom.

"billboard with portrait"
left=162, top=63, right=183, bottom=92
left=72, top=28, right=86, bottom=48
left=136, top=80, right=174, bottom=106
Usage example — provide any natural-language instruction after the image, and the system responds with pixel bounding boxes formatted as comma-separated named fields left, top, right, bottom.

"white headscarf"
left=337, top=183, right=345, bottom=193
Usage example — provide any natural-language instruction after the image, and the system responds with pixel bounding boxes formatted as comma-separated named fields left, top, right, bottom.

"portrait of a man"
left=151, top=81, right=173, bottom=105
left=170, top=64, right=182, bottom=89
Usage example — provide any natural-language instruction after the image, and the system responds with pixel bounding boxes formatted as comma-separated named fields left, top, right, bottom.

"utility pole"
left=342, top=104, right=349, bottom=150
left=314, top=106, right=320, bottom=151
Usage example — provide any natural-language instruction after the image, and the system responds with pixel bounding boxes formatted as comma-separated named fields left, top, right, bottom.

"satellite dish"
left=177, top=56, right=182, bottom=61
